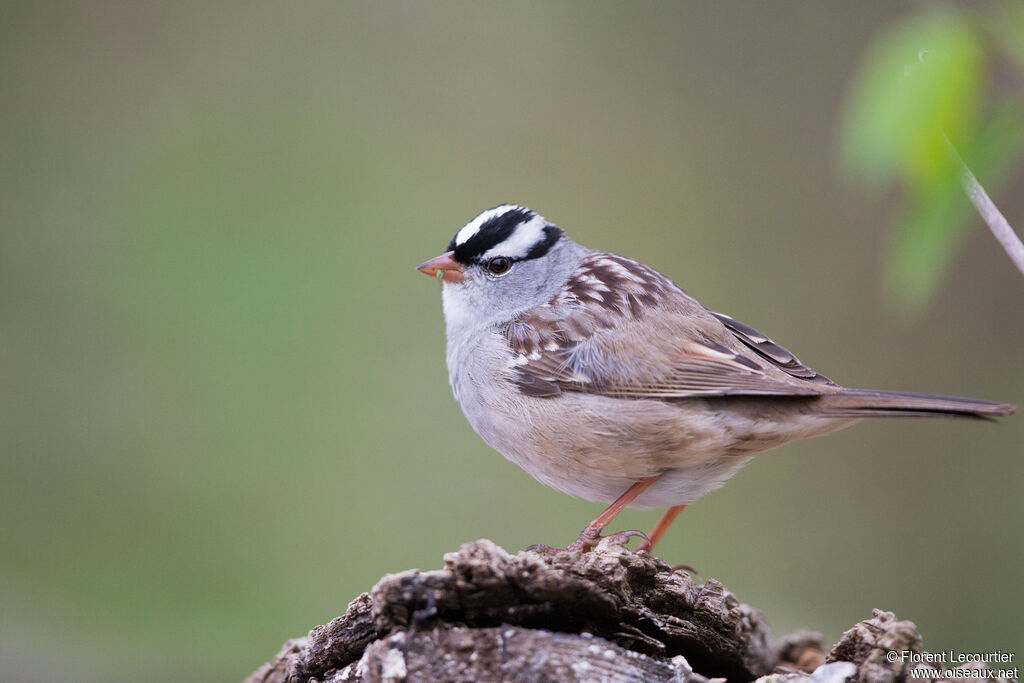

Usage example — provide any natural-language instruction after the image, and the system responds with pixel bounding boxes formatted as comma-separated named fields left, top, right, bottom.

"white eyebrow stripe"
left=454, top=204, right=521, bottom=247
left=479, top=213, right=548, bottom=260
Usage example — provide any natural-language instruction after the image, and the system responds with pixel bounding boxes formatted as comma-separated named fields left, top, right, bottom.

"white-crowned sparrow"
left=417, top=205, right=1015, bottom=553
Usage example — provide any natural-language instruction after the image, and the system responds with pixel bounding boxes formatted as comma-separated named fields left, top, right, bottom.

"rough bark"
left=245, top=539, right=1016, bottom=683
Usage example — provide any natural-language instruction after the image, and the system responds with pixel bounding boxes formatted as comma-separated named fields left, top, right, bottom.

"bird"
left=416, top=205, right=1015, bottom=554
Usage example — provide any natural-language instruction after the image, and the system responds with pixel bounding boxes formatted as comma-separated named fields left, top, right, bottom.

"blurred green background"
left=2, top=3, right=1022, bottom=681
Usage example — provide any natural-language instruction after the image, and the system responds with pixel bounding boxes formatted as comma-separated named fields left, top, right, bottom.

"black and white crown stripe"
left=447, top=205, right=563, bottom=265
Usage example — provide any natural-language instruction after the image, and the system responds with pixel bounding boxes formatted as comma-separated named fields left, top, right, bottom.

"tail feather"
left=820, top=389, right=1015, bottom=421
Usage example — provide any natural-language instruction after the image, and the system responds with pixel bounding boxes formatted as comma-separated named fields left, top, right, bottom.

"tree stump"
left=245, top=539, right=1016, bottom=683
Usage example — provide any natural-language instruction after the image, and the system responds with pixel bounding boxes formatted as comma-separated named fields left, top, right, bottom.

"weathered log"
left=245, top=539, right=1016, bottom=683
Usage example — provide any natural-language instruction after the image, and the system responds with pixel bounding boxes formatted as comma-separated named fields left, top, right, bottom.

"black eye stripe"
left=447, top=208, right=529, bottom=260
left=447, top=207, right=562, bottom=264
left=524, top=225, right=562, bottom=260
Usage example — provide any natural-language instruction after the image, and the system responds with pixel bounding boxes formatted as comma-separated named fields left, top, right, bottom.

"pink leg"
left=636, top=505, right=686, bottom=553
left=565, top=477, right=661, bottom=552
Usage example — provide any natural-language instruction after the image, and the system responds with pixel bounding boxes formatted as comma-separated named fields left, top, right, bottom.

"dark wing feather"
left=708, top=309, right=835, bottom=385
left=503, top=252, right=836, bottom=400
left=708, top=311, right=836, bottom=385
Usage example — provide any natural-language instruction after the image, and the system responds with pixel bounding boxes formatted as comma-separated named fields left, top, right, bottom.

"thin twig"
left=944, top=135, right=1024, bottom=278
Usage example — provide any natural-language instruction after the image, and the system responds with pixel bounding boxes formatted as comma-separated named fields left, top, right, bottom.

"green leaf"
left=883, top=100, right=1024, bottom=314
left=841, top=11, right=984, bottom=188
left=883, top=166, right=970, bottom=314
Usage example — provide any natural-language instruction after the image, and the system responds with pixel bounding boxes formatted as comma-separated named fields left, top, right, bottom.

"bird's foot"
left=526, top=529, right=649, bottom=555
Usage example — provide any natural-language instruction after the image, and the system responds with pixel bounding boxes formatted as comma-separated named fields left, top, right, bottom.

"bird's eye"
left=486, top=257, right=512, bottom=275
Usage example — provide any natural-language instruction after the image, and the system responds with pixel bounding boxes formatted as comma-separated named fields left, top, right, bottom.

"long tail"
left=819, top=389, right=1015, bottom=420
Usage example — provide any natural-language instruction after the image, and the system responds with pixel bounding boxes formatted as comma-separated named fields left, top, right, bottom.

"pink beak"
left=417, top=251, right=465, bottom=282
